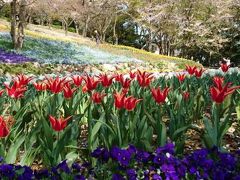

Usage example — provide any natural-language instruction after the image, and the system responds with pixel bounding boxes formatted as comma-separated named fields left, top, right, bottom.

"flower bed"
left=0, top=64, right=239, bottom=179
left=0, top=49, right=35, bottom=63
left=0, top=33, right=141, bottom=65
left=0, top=144, right=240, bottom=179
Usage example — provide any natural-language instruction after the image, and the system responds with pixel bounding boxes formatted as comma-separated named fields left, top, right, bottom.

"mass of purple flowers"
left=0, top=49, right=34, bottom=63
left=0, top=144, right=240, bottom=179
left=91, top=143, right=240, bottom=180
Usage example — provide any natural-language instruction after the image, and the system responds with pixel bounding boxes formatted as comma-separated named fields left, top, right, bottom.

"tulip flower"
left=115, top=73, right=124, bottom=82
left=91, top=92, right=106, bottom=104
left=97, top=74, right=114, bottom=87
left=176, top=74, right=186, bottom=83
left=0, top=89, right=4, bottom=97
left=151, top=87, right=170, bottom=104
left=124, top=96, right=142, bottom=111
left=212, top=76, right=224, bottom=89
left=129, top=71, right=136, bottom=79
left=114, top=91, right=126, bottom=109
left=49, top=115, right=72, bottom=132
left=194, top=68, right=205, bottom=78
left=72, top=75, right=83, bottom=87
left=210, top=82, right=240, bottom=104
left=120, top=78, right=132, bottom=89
left=221, top=63, right=230, bottom=72
left=83, top=75, right=99, bottom=92
left=16, top=74, right=33, bottom=86
left=137, top=70, right=154, bottom=87
left=33, top=82, right=47, bottom=91
left=185, top=65, right=196, bottom=75
left=63, top=83, right=77, bottom=99
left=183, top=91, right=190, bottom=101
left=4, top=80, right=27, bottom=99
left=0, top=116, right=9, bottom=138
left=46, top=77, right=67, bottom=94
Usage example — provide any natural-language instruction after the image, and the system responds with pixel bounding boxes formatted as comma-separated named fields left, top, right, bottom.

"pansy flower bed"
left=0, top=65, right=239, bottom=179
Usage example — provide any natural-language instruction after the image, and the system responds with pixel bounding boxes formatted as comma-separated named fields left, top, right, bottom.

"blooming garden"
left=0, top=62, right=239, bottom=179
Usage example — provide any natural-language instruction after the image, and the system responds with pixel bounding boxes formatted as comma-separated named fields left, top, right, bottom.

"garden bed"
left=0, top=65, right=239, bottom=179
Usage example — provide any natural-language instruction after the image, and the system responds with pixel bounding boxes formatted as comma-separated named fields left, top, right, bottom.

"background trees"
left=0, top=0, right=239, bottom=66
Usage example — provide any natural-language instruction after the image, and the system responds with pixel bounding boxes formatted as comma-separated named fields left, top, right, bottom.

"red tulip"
left=115, top=73, right=124, bottom=82
left=186, top=65, right=196, bottom=75
left=129, top=71, right=136, bottom=79
left=46, top=77, right=67, bottom=94
left=91, top=92, right=106, bottom=104
left=194, top=68, right=205, bottom=78
left=72, top=75, right=83, bottom=87
left=151, top=87, right=170, bottom=104
left=124, top=96, right=142, bottom=111
left=114, top=74, right=132, bottom=89
left=49, top=115, right=72, bottom=132
left=221, top=63, right=230, bottom=72
left=0, top=89, right=4, bottom=97
left=121, top=78, right=132, bottom=89
left=83, top=75, right=99, bottom=92
left=16, top=74, right=33, bottom=86
left=183, top=91, right=190, bottom=101
left=114, top=91, right=126, bottom=109
left=63, top=83, right=77, bottom=99
left=4, top=80, right=27, bottom=99
left=0, top=116, right=9, bottom=138
left=212, top=76, right=224, bottom=90
left=210, top=82, right=240, bottom=104
left=137, top=70, right=154, bottom=87
left=176, top=74, right=186, bottom=83
left=33, top=82, right=47, bottom=91
left=97, top=74, right=114, bottom=87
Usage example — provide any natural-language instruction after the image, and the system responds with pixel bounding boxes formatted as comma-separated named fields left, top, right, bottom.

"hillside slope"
left=0, top=19, right=201, bottom=75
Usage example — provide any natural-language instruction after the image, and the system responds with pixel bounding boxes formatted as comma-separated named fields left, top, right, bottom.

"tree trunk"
left=148, top=29, right=153, bottom=52
left=16, top=0, right=26, bottom=50
left=47, top=18, right=52, bottom=29
left=113, top=15, right=118, bottom=45
left=10, top=0, right=18, bottom=48
left=102, top=33, right=106, bottom=42
left=82, top=15, right=90, bottom=37
left=74, top=20, right=79, bottom=34
left=10, top=0, right=26, bottom=50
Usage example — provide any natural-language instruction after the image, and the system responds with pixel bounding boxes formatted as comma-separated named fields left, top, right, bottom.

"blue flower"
left=34, top=169, right=50, bottom=179
left=218, top=153, right=236, bottom=170
left=91, top=147, right=103, bottom=158
left=17, top=166, right=34, bottom=179
left=0, top=164, right=15, bottom=178
left=126, top=169, right=137, bottom=180
left=56, top=160, right=71, bottom=174
left=156, top=143, right=175, bottom=155
left=127, top=145, right=137, bottom=155
left=74, top=175, right=86, bottom=180
left=161, top=164, right=178, bottom=180
left=112, top=173, right=125, bottom=180
left=152, top=173, right=162, bottom=180
left=111, top=147, right=132, bottom=167
left=91, top=148, right=110, bottom=162
left=72, top=162, right=81, bottom=172
left=153, top=154, right=164, bottom=165
left=136, top=150, right=151, bottom=163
